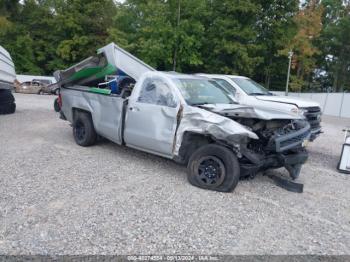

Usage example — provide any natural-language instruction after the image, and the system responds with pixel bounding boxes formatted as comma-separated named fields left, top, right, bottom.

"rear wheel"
left=187, top=144, right=240, bottom=192
left=73, top=112, right=97, bottom=146
left=53, top=98, right=60, bottom=112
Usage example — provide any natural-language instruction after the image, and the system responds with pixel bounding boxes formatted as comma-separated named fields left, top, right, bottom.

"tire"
left=0, top=89, right=16, bottom=115
left=73, top=111, right=97, bottom=146
left=187, top=144, right=240, bottom=192
left=54, top=98, right=60, bottom=112
left=0, top=102, right=16, bottom=115
left=0, top=89, right=15, bottom=103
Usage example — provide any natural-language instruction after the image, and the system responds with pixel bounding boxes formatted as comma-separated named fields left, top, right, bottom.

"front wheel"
left=187, top=144, right=240, bottom=192
left=73, top=112, right=97, bottom=146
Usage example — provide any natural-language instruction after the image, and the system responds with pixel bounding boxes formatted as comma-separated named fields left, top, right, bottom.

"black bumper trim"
left=240, top=150, right=308, bottom=178
left=274, top=122, right=311, bottom=152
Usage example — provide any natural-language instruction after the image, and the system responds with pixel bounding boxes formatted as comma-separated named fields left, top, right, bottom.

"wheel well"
left=72, top=108, right=92, bottom=121
left=176, top=132, right=214, bottom=165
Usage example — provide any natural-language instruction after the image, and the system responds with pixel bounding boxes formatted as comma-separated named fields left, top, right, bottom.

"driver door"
left=124, top=76, right=179, bottom=157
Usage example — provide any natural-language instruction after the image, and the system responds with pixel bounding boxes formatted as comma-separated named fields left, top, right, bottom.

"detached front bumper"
left=240, top=149, right=308, bottom=179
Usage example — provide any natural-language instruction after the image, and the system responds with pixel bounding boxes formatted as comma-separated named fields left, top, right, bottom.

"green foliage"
left=108, top=0, right=207, bottom=71
left=316, top=0, right=350, bottom=91
left=0, top=0, right=348, bottom=92
left=253, top=0, right=299, bottom=88
left=1, top=0, right=116, bottom=74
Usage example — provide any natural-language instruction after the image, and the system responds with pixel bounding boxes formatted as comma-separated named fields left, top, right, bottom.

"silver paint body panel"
left=0, top=45, right=16, bottom=89
left=61, top=72, right=306, bottom=159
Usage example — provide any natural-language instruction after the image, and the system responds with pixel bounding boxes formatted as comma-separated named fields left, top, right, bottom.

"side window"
left=138, top=78, right=177, bottom=108
left=214, top=78, right=236, bottom=95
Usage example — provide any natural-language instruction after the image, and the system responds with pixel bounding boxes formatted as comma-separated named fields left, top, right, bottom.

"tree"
left=51, top=0, right=116, bottom=70
left=108, top=0, right=207, bottom=72
left=1, top=0, right=116, bottom=74
left=317, top=0, right=350, bottom=91
left=282, top=0, right=324, bottom=91
left=253, top=0, right=299, bottom=89
left=201, top=0, right=262, bottom=75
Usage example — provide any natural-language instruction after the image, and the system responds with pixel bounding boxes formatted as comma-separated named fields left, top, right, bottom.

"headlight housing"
left=290, top=107, right=299, bottom=114
left=290, top=107, right=307, bottom=117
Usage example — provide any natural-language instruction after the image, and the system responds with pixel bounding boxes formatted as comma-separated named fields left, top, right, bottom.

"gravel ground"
left=0, top=93, right=350, bottom=255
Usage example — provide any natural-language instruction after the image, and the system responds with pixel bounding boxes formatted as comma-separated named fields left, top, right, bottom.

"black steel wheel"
left=74, top=119, right=86, bottom=142
left=187, top=144, right=240, bottom=192
left=196, top=156, right=226, bottom=187
left=73, top=111, right=97, bottom=146
left=53, top=98, right=60, bottom=112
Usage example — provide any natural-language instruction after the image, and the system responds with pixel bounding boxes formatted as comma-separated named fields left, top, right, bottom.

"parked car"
left=15, top=81, right=44, bottom=94
left=33, top=79, right=52, bottom=86
left=41, top=82, right=59, bottom=95
left=0, top=45, right=16, bottom=114
left=57, top=43, right=311, bottom=192
left=197, top=74, right=322, bottom=141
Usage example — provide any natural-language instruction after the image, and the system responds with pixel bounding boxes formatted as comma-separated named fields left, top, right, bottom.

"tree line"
left=0, top=0, right=349, bottom=92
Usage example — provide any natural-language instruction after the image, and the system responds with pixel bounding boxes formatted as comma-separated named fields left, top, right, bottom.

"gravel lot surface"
left=0, top=93, right=350, bottom=255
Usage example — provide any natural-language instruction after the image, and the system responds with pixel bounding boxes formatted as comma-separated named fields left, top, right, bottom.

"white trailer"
left=0, top=45, right=16, bottom=114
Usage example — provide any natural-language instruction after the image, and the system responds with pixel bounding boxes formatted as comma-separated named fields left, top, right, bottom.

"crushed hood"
left=174, top=105, right=259, bottom=156
left=255, top=95, right=320, bottom=108
left=197, top=104, right=303, bottom=120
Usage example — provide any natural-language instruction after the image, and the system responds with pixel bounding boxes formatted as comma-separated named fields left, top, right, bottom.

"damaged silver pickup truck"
left=56, top=43, right=311, bottom=192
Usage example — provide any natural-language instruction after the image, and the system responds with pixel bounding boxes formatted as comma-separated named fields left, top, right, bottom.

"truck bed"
left=60, top=86, right=125, bottom=145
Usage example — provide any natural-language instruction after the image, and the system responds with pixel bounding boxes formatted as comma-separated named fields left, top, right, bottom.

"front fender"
left=173, top=106, right=258, bottom=156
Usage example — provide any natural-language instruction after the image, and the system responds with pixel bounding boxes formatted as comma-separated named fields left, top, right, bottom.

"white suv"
left=198, top=74, right=322, bottom=141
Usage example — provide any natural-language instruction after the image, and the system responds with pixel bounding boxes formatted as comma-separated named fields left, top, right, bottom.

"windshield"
left=231, top=77, right=270, bottom=96
left=174, top=78, right=234, bottom=105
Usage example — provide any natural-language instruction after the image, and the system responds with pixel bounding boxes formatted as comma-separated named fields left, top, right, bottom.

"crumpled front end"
left=239, top=120, right=311, bottom=180
left=173, top=105, right=258, bottom=157
left=175, top=104, right=311, bottom=181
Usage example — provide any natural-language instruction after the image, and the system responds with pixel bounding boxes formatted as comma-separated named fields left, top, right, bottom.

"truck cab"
left=197, top=74, right=322, bottom=141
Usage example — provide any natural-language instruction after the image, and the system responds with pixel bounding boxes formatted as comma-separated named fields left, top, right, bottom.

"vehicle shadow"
left=96, top=136, right=187, bottom=175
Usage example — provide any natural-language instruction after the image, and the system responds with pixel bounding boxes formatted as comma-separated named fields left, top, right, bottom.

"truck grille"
left=279, top=131, right=310, bottom=149
left=303, top=107, right=321, bottom=130
left=268, top=121, right=311, bottom=152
